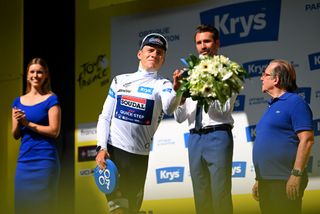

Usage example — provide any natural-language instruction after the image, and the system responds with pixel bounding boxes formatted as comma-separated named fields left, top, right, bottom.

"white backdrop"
left=110, top=0, right=320, bottom=200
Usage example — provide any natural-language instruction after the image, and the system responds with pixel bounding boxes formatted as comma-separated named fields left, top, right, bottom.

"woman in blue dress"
left=11, top=58, right=61, bottom=214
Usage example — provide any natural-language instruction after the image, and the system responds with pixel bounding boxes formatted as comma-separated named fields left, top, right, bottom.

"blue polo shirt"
left=253, top=92, right=313, bottom=180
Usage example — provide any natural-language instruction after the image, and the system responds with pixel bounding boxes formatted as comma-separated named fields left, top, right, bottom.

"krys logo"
left=138, top=86, right=154, bottom=95
left=156, top=167, right=184, bottom=184
left=243, top=59, right=273, bottom=78
left=246, top=125, right=256, bottom=142
left=232, top=161, right=247, bottom=177
left=200, top=0, right=281, bottom=47
left=308, top=52, right=320, bottom=70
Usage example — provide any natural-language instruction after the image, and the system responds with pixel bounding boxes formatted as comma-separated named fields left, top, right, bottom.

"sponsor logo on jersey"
left=120, top=95, right=146, bottom=110
left=109, top=88, right=115, bottom=98
left=138, top=86, right=154, bottom=95
left=117, top=88, right=131, bottom=93
left=162, top=88, right=172, bottom=93
left=115, top=95, right=154, bottom=125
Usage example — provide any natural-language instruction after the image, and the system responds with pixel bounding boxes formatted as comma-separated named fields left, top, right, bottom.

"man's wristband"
left=291, top=168, right=303, bottom=177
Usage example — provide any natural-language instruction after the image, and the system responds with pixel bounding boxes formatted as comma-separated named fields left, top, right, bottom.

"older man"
left=252, top=59, right=314, bottom=214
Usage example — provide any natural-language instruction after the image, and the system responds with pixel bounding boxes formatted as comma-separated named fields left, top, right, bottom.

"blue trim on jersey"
left=109, top=88, right=115, bottom=98
left=162, top=88, right=172, bottom=93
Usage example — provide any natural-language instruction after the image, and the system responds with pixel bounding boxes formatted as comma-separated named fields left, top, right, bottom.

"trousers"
left=106, top=144, right=148, bottom=214
left=188, top=126, right=233, bottom=214
left=258, top=177, right=308, bottom=214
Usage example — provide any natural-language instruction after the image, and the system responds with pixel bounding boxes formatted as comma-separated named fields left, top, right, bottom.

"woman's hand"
left=13, top=107, right=29, bottom=126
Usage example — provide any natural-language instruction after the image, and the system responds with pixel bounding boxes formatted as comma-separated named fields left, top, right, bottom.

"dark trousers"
left=258, top=177, right=308, bottom=214
left=188, top=128, right=234, bottom=214
left=106, top=144, right=149, bottom=214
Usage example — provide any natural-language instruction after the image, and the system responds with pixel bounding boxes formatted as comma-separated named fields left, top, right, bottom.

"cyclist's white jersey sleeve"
left=97, top=70, right=181, bottom=155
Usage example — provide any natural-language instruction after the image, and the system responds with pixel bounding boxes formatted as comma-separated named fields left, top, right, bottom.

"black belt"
left=190, top=124, right=232, bottom=134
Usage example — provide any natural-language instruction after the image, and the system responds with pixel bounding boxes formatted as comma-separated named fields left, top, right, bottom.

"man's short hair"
left=195, top=24, right=220, bottom=41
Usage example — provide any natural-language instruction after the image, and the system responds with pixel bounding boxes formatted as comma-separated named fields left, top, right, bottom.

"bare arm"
left=286, top=130, right=314, bottom=200
left=12, top=107, right=21, bottom=139
left=21, top=105, right=61, bottom=138
left=160, top=73, right=183, bottom=115
left=252, top=181, right=259, bottom=201
left=294, top=130, right=314, bottom=171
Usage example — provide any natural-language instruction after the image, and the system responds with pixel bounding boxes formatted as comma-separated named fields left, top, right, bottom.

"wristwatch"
left=96, top=146, right=106, bottom=153
left=291, top=168, right=303, bottom=177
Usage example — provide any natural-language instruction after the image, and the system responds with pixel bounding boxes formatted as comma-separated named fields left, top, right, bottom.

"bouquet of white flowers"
left=178, top=54, right=248, bottom=112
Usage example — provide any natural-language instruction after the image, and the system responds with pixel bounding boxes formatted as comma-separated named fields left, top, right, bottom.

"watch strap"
left=291, top=168, right=303, bottom=177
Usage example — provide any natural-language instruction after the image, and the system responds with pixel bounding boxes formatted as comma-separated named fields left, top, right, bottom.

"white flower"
left=178, top=54, right=247, bottom=112
left=222, top=72, right=233, bottom=81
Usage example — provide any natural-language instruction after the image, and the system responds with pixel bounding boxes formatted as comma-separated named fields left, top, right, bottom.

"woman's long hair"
left=25, top=58, right=52, bottom=94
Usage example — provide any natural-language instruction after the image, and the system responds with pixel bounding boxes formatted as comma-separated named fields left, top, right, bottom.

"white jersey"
left=97, top=68, right=181, bottom=155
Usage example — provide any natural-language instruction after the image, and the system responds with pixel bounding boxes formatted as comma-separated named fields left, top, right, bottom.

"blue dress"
left=12, top=95, right=60, bottom=214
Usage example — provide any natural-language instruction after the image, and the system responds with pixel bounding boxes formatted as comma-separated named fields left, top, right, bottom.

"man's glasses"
left=261, top=72, right=272, bottom=77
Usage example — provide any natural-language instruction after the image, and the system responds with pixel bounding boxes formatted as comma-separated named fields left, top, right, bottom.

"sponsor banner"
left=245, top=125, right=256, bottom=143
left=78, top=145, right=97, bottom=162
left=79, top=168, right=94, bottom=176
left=232, top=161, right=247, bottom=178
left=156, top=167, right=184, bottom=184
left=308, top=52, right=320, bottom=71
left=108, top=0, right=320, bottom=201
left=200, top=0, right=281, bottom=47
left=77, top=122, right=97, bottom=142
left=304, top=2, right=320, bottom=12
left=233, top=95, right=245, bottom=112
left=242, top=59, right=272, bottom=78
